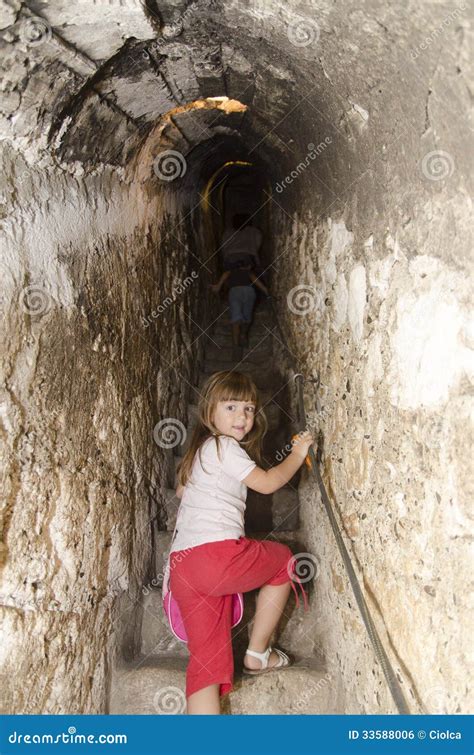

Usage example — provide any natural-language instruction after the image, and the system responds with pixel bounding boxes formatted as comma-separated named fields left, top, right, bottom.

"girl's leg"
left=231, top=321, right=240, bottom=346
left=239, top=322, right=250, bottom=346
left=229, top=288, right=241, bottom=349
left=244, top=581, right=292, bottom=669
left=187, top=683, right=220, bottom=715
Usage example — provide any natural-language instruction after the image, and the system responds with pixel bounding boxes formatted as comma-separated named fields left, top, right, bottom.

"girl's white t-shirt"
left=170, top=434, right=257, bottom=553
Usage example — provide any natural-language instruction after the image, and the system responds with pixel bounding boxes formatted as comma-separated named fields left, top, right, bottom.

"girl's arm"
left=176, top=484, right=185, bottom=499
left=243, top=431, right=314, bottom=494
left=249, top=271, right=269, bottom=295
left=210, top=271, right=230, bottom=292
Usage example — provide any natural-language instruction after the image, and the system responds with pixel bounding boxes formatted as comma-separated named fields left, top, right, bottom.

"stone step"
left=210, top=322, right=276, bottom=338
left=204, top=343, right=272, bottom=363
left=208, top=323, right=278, bottom=346
left=212, top=319, right=276, bottom=338
left=246, top=487, right=300, bottom=532
left=215, top=304, right=271, bottom=320
left=202, top=359, right=263, bottom=375
left=162, top=487, right=179, bottom=531
left=141, top=588, right=189, bottom=659
left=198, top=365, right=279, bottom=391
left=109, top=656, right=334, bottom=714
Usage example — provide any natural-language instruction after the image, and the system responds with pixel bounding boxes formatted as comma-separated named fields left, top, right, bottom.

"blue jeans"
left=228, top=285, right=256, bottom=323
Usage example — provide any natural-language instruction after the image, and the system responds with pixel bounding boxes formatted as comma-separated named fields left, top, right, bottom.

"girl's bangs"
left=212, top=372, right=259, bottom=405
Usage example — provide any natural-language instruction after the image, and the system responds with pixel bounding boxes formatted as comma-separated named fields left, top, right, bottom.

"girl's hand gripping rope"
left=291, top=430, right=315, bottom=469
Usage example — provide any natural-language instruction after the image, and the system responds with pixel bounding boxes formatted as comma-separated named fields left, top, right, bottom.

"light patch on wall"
left=325, top=218, right=354, bottom=286
left=350, top=101, right=369, bottom=123
left=348, top=265, right=366, bottom=343
left=388, top=256, right=472, bottom=409
left=366, top=331, right=384, bottom=396
left=332, top=272, right=348, bottom=332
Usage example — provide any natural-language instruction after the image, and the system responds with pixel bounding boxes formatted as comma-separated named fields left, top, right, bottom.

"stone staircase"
left=109, top=302, right=334, bottom=714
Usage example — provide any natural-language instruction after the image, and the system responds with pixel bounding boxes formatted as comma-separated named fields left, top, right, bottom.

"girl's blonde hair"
left=177, top=370, right=268, bottom=487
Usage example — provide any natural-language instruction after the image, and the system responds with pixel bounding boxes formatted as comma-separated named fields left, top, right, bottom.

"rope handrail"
left=266, top=296, right=410, bottom=715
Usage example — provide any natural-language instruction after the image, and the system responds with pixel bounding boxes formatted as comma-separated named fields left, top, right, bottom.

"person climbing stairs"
left=109, top=302, right=334, bottom=715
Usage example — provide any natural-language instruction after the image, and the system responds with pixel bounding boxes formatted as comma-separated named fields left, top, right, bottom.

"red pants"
left=169, top=536, right=308, bottom=699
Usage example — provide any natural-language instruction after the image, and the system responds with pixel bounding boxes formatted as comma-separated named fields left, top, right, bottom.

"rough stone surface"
left=1, top=0, right=472, bottom=715
left=110, top=657, right=334, bottom=715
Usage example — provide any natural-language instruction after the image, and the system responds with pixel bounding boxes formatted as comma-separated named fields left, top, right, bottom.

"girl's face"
left=213, top=398, right=256, bottom=441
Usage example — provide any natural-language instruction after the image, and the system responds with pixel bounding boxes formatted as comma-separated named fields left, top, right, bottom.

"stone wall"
left=271, top=179, right=472, bottom=716
left=0, top=141, right=207, bottom=713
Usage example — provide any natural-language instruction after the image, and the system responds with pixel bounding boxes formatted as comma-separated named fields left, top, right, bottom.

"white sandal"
left=243, top=646, right=292, bottom=675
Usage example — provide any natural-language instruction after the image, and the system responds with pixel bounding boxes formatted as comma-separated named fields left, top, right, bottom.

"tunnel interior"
left=0, top=0, right=472, bottom=717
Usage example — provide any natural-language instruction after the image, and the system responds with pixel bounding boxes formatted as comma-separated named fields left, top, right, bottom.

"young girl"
left=168, top=370, right=314, bottom=715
